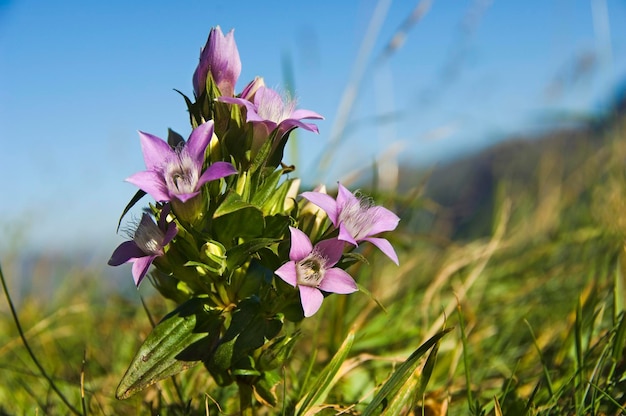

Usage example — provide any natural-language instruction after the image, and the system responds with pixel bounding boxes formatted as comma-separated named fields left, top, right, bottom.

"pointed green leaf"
left=261, top=176, right=296, bottom=215
left=296, top=329, right=355, bottom=416
left=213, top=191, right=252, bottom=217
left=254, top=370, right=282, bottom=407
left=116, top=298, right=221, bottom=399
left=380, top=337, right=441, bottom=415
left=251, top=168, right=284, bottom=208
left=213, top=191, right=265, bottom=242
left=362, top=328, right=452, bottom=416
left=226, top=238, right=279, bottom=270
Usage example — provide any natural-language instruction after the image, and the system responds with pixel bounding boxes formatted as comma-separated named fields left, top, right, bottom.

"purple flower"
left=220, top=86, right=324, bottom=138
left=126, top=121, right=237, bottom=203
left=301, top=183, right=400, bottom=265
left=275, top=227, right=357, bottom=317
left=193, top=26, right=241, bottom=98
left=108, top=209, right=177, bottom=286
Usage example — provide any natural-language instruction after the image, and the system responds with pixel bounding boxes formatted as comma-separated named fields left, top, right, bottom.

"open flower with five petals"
left=301, top=183, right=400, bottom=265
left=108, top=208, right=177, bottom=286
left=220, top=86, right=324, bottom=139
left=275, top=226, right=357, bottom=317
left=126, top=121, right=237, bottom=204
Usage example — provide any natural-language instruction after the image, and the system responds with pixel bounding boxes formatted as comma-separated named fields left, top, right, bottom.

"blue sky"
left=1, top=0, right=625, bottom=256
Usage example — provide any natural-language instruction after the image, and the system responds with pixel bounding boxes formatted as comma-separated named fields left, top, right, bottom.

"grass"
left=5, top=1, right=625, bottom=413
left=2, top=109, right=626, bottom=414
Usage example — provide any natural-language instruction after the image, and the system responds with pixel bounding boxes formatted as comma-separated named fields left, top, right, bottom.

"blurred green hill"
left=402, top=82, right=626, bottom=242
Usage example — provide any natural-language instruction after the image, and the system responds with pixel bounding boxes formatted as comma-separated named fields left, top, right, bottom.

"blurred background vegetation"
left=2, top=1, right=626, bottom=414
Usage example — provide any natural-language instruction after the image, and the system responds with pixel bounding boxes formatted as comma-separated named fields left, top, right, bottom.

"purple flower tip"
left=193, top=26, right=241, bottom=98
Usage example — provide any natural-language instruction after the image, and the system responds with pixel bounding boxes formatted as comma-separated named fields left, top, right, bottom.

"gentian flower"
left=220, top=86, right=324, bottom=139
left=275, top=227, right=357, bottom=317
left=193, top=26, right=241, bottom=98
left=126, top=121, right=237, bottom=203
left=108, top=208, right=177, bottom=286
left=301, top=183, right=400, bottom=265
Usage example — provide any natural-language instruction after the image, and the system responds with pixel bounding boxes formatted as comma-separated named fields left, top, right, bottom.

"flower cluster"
left=109, top=25, right=400, bottom=406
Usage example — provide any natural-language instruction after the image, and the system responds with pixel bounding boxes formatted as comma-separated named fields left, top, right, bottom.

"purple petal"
left=239, top=76, right=264, bottom=100
left=210, top=27, right=241, bottom=97
left=218, top=96, right=252, bottom=107
left=186, top=121, right=214, bottom=163
left=192, top=60, right=208, bottom=98
left=314, top=238, right=345, bottom=267
left=126, top=171, right=170, bottom=202
left=193, top=26, right=241, bottom=98
left=162, top=221, right=178, bottom=246
left=364, top=206, right=400, bottom=236
left=288, top=226, right=312, bottom=262
left=248, top=112, right=276, bottom=126
left=278, top=119, right=319, bottom=134
left=299, top=286, right=324, bottom=317
left=318, top=268, right=358, bottom=294
left=338, top=224, right=358, bottom=246
left=290, top=109, right=324, bottom=121
left=220, top=96, right=259, bottom=116
left=300, top=191, right=339, bottom=225
left=131, top=255, right=156, bottom=286
left=138, top=131, right=174, bottom=170
left=173, top=190, right=201, bottom=203
left=275, top=261, right=297, bottom=287
left=108, top=241, right=145, bottom=266
left=157, top=203, right=172, bottom=228
left=363, top=237, right=399, bottom=265
left=197, top=162, right=238, bottom=187
left=336, top=183, right=358, bottom=213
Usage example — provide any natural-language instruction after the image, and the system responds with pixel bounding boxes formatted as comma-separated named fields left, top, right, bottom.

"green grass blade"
left=362, top=327, right=452, bottom=416
left=295, top=329, right=355, bottom=416
left=380, top=335, right=442, bottom=415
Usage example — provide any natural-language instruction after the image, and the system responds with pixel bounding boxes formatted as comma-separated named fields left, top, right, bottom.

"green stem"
left=238, top=381, right=255, bottom=416
left=0, top=262, right=82, bottom=416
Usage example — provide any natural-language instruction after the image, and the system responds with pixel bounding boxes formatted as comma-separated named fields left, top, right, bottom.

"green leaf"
left=295, top=329, right=355, bottom=416
left=251, top=168, right=284, bottom=208
left=226, top=238, right=279, bottom=270
left=207, top=298, right=282, bottom=375
left=214, top=191, right=253, bottom=217
left=213, top=191, right=265, bottom=242
left=380, top=335, right=441, bottom=415
left=116, top=298, right=222, bottom=399
left=254, top=370, right=283, bottom=407
left=261, top=176, right=296, bottom=215
left=249, top=130, right=276, bottom=175
left=362, top=328, right=452, bottom=416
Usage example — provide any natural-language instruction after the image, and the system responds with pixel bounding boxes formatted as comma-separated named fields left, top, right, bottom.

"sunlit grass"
left=2, top=118, right=626, bottom=414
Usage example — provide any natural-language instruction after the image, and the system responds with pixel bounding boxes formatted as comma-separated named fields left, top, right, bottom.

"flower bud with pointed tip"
left=193, top=26, right=241, bottom=98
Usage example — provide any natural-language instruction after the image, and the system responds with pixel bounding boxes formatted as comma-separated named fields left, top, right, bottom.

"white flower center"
left=133, top=214, right=165, bottom=256
left=296, top=252, right=327, bottom=287
left=257, top=92, right=296, bottom=123
left=164, top=150, right=199, bottom=196
left=338, top=195, right=375, bottom=240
